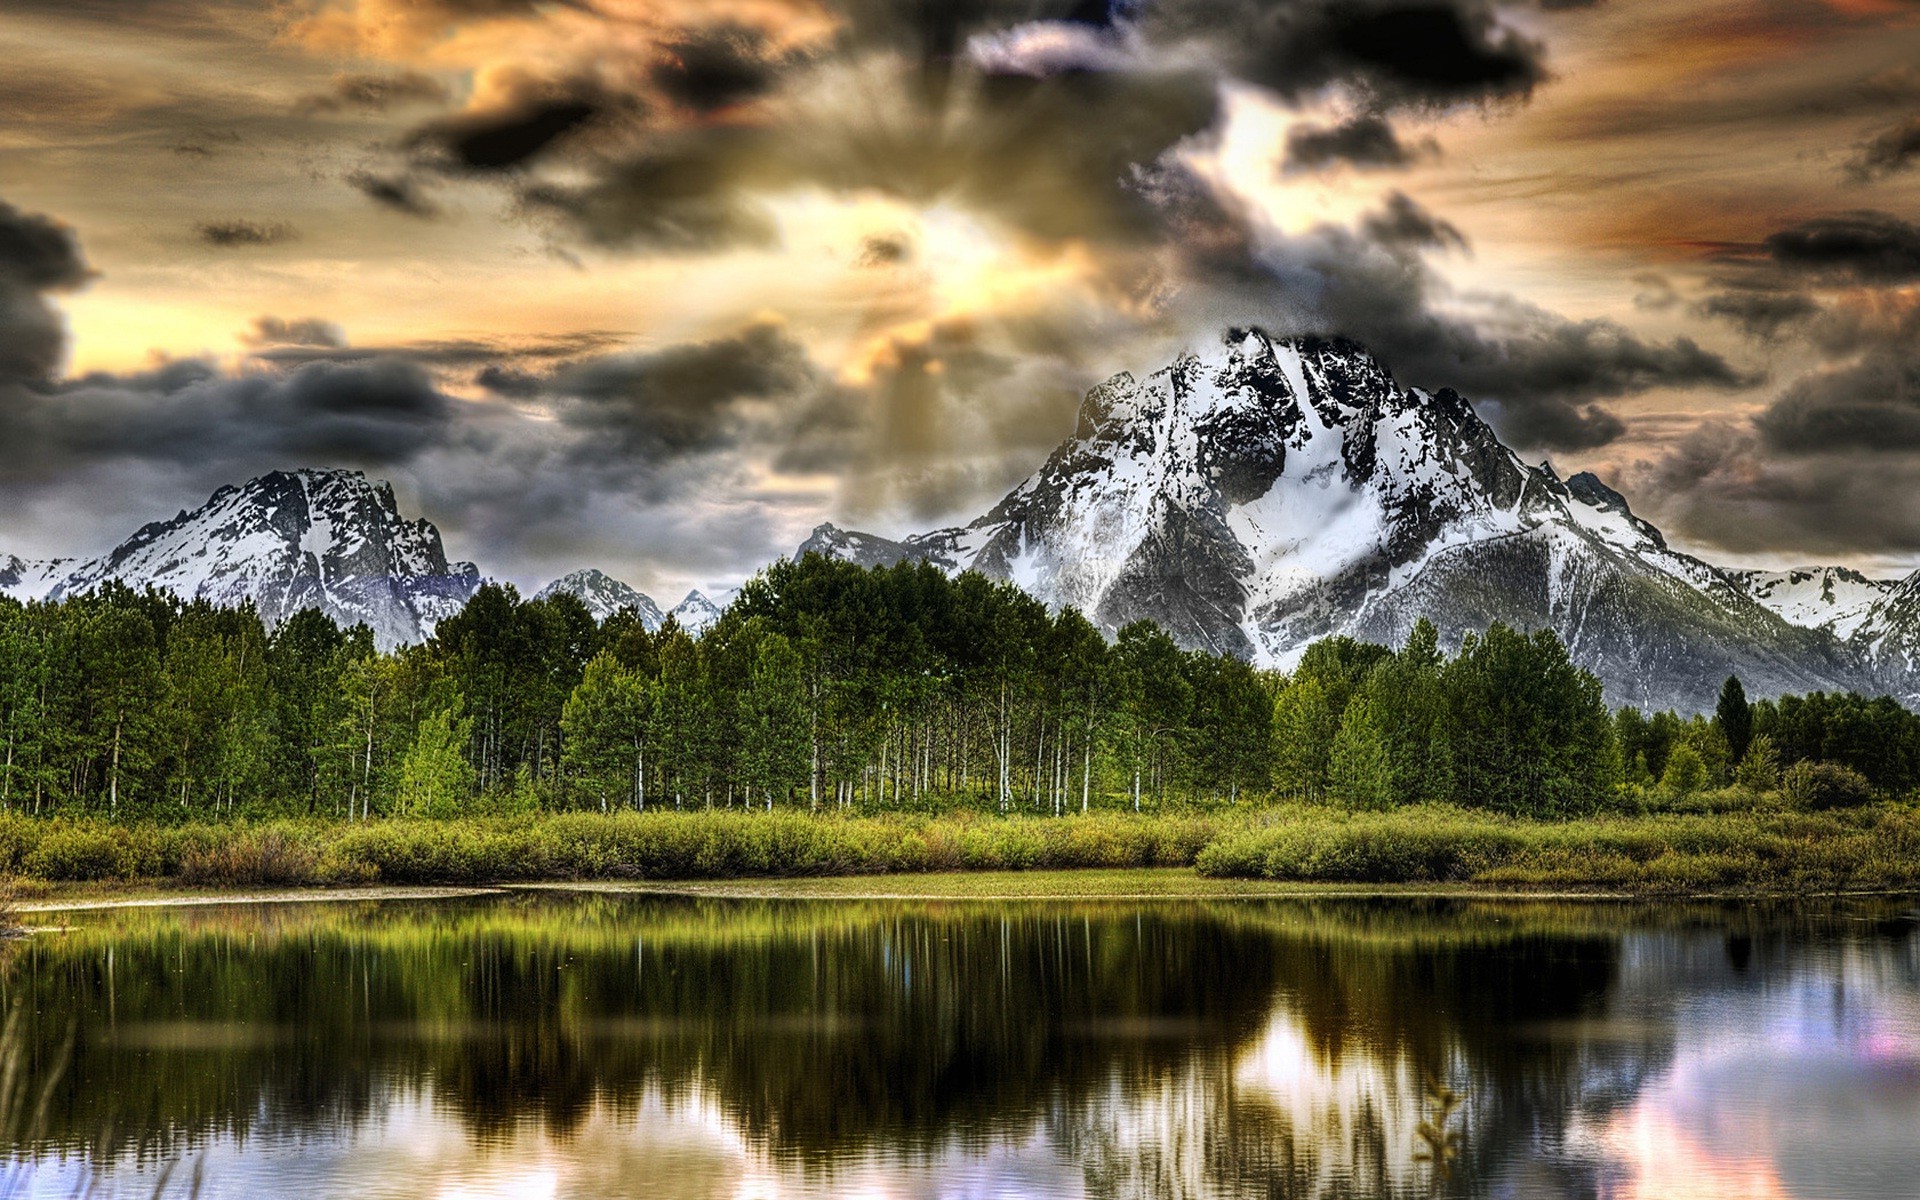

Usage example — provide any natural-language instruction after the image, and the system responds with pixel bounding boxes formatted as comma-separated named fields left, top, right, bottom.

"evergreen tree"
left=1715, top=675, right=1753, bottom=764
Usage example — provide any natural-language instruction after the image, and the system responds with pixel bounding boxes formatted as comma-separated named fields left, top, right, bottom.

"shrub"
left=177, top=826, right=321, bottom=886
left=1780, top=761, right=1874, bottom=810
left=22, top=824, right=160, bottom=881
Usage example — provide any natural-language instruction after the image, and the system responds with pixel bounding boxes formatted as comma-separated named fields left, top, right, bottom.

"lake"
left=2, top=890, right=1917, bottom=1199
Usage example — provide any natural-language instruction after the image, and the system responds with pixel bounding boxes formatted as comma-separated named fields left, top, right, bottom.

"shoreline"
left=13, top=868, right=1917, bottom=913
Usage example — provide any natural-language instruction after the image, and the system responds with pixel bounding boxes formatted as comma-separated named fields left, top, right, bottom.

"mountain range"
left=1, top=329, right=1913, bottom=710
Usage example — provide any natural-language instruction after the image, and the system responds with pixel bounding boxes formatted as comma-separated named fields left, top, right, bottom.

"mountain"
left=799, top=329, right=1878, bottom=712
left=0, top=553, right=73, bottom=601
left=669, top=589, right=726, bottom=634
left=2, top=469, right=480, bottom=648
left=534, top=568, right=665, bottom=627
left=1730, top=567, right=1894, bottom=640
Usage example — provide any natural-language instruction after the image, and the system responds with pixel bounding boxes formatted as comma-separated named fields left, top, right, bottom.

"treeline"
left=0, top=556, right=1915, bottom=821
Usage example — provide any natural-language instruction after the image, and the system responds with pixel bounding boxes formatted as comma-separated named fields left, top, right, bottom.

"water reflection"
left=0, top=894, right=1915, bottom=1199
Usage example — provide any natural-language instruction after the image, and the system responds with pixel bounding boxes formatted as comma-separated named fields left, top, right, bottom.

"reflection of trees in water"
left=1, top=895, right=1909, bottom=1198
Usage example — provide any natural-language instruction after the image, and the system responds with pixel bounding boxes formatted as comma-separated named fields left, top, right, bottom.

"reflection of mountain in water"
left=5, top=896, right=1916, bottom=1199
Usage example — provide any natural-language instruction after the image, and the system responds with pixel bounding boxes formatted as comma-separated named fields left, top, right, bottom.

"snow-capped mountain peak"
left=799, top=327, right=1881, bottom=710
left=6, top=468, right=480, bottom=647
left=668, top=589, right=726, bottom=634
left=534, top=569, right=664, bottom=627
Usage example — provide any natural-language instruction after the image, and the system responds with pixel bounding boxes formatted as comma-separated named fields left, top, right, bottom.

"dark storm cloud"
left=243, top=316, right=346, bottom=348
left=3, top=358, right=457, bottom=477
left=1360, top=191, right=1464, bottom=249
left=1163, top=186, right=1753, bottom=451
left=1755, top=354, right=1920, bottom=455
left=1694, top=289, right=1821, bottom=339
left=1631, top=420, right=1920, bottom=556
left=546, top=322, right=816, bottom=460
left=516, top=127, right=781, bottom=252
left=1143, top=0, right=1546, bottom=110
left=347, top=170, right=440, bottom=217
left=650, top=23, right=791, bottom=113
left=1761, top=210, right=1920, bottom=284
left=250, top=330, right=622, bottom=369
left=0, top=200, right=93, bottom=383
left=1283, top=115, right=1428, bottom=170
left=194, top=218, right=297, bottom=247
left=302, top=71, right=449, bottom=113
left=1846, top=118, right=1920, bottom=182
left=411, top=79, right=617, bottom=172
left=856, top=233, right=912, bottom=267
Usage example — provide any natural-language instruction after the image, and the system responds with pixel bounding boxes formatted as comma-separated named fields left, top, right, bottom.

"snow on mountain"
left=0, top=554, right=74, bottom=601
left=1731, top=567, right=1894, bottom=640
left=534, top=569, right=665, bottom=627
left=4, top=469, right=481, bottom=648
left=801, top=329, right=1873, bottom=711
left=668, top=589, right=728, bottom=634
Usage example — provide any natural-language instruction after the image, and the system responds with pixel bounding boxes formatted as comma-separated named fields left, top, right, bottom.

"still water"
left=2, top=891, right=1917, bottom=1199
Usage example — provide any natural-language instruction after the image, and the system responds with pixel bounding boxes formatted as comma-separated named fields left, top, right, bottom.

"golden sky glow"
left=4, top=0, right=1920, bottom=589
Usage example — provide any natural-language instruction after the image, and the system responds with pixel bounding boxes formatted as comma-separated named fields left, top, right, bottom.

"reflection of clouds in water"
left=1233, top=1005, right=1435, bottom=1194
left=1568, top=952, right=1920, bottom=1200
left=17, top=1083, right=1089, bottom=1200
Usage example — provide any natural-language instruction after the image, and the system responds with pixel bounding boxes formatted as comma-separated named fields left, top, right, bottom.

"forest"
left=0, top=553, right=1916, bottom=824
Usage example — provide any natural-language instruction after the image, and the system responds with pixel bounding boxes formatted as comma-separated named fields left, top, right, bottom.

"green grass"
left=1196, top=802, right=1920, bottom=893
left=1, top=800, right=1916, bottom=897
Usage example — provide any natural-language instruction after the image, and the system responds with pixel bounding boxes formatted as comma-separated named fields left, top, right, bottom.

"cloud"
left=249, top=329, right=623, bottom=369
left=515, top=127, right=782, bottom=252
left=1283, top=114, right=1431, bottom=170
left=1755, top=353, right=1920, bottom=455
left=243, top=316, right=346, bottom=348
left=1161, top=184, right=1754, bottom=451
left=411, top=79, right=616, bottom=172
left=855, top=233, right=912, bottom=267
left=7, top=358, right=458, bottom=479
left=1846, top=117, right=1920, bottom=182
left=1143, top=1, right=1547, bottom=110
left=347, top=170, right=441, bottom=217
left=649, top=23, right=792, bottom=113
left=1761, top=210, right=1920, bottom=283
left=301, top=71, right=449, bottom=113
left=0, top=200, right=93, bottom=384
left=1693, top=288, right=1821, bottom=339
left=541, top=321, right=817, bottom=461
left=194, top=219, right=297, bottom=247
left=1359, top=190, right=1465, bottom=249
left=1630, top=420, right=1920, bottom=556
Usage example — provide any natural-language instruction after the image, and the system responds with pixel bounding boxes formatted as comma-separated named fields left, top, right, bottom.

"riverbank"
left=0, top=802, right=1915, bottom=900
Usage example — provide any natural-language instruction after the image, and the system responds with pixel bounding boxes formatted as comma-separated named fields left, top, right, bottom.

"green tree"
left=1271, top=675, right=1336, bottom=800
left=398, top=702, right=475, bottom=817
left=561, top=652, right=650, bottom=811
left=1441, top=624, right=1617, bottom=816
left=1328, top=692, right=1394, bottom=809
left=1734, top=733, right=1781, bottom=793
left=1715, top=675, right=1753, bottom=765
left=741, top=633, right=808, bottom=809
left=1660, top=742, right=1707, bottom=794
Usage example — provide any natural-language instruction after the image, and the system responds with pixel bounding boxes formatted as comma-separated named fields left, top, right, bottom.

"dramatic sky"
left=4, top=0, right=1920, bottom=596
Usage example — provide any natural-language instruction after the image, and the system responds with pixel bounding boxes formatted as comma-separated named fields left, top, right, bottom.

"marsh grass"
left=0, top=801, right=1914, bottom=895
left=1195, top=803, right=1920, bottom=892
